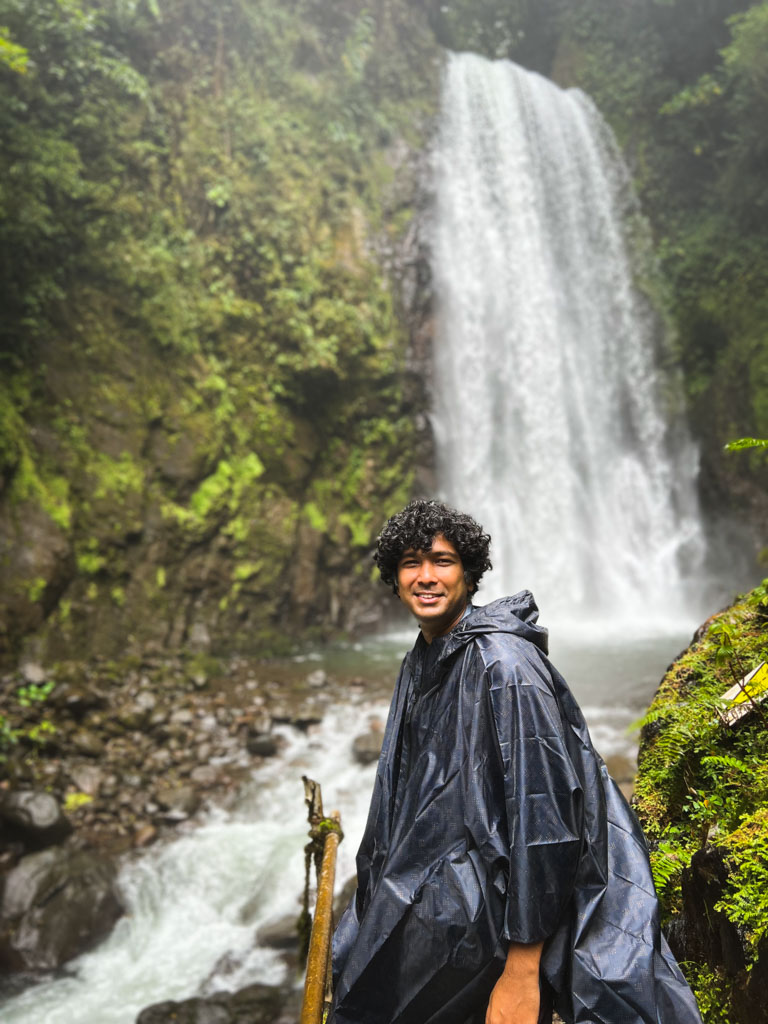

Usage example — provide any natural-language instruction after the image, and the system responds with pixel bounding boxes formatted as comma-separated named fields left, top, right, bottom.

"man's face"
left=396, top=533, right=470, bottom=642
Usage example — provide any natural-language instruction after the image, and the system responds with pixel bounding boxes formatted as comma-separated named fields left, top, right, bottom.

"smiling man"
left=330, top=500, right=703, bottom=1024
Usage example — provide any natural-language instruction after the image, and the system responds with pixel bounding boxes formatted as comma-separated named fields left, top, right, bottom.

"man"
left=330, top=500, right=702, bottom=1024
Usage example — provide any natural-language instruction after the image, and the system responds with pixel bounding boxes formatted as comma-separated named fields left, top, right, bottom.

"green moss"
left=76, top=550, right=107, bottom=574
left=635, top=582, right=768, bottom=1011
left=188, top=453, right=264, bottom=521
left=233, top=560, right=262, bottom=582
left=716, top=807, right=768, bottom=962
left=303, top=500, right=327, bottom=532
left=27, top=577, right=47, bottom=602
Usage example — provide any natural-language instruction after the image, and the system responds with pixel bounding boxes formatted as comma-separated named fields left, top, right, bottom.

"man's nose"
left=417, top=561, right=436, bottom=584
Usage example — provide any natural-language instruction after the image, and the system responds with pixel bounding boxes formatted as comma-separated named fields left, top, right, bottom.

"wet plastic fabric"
left=330, top=594, right=702, bottom=1024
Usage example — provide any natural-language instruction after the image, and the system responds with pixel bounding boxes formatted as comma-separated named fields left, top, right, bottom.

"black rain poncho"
left=331, top=593, right=702, bottom=1024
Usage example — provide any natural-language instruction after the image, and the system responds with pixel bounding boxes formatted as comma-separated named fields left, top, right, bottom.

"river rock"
left=306, top=669, right=327, bottom=688
left=351, top=727, right=383, bottom=766
left=255, top=914, right=297, bottom=950
left=0, top=847, right=124, bottom=971
left=154, top=785, right=200, bottom=818
left=19, top=662, right=46, bottom=685
left=50, top=682, right=105, bottom=718
left=0, top=791, right=72, bottom=852
left=72, top=728, right=106, bottom=757
left=136, top=982, right=287, bottom=1024
left=190, top=765, right=218, bottom=787
left=69, top=764, right=105, bottom=797
left=246, top=734, right=279, bottom=758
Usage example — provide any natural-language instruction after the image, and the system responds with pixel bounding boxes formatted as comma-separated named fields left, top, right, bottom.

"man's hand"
left=485, top=940, right=544, bottom=1024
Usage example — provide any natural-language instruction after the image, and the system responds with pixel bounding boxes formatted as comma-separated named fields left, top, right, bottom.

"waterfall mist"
left=431, top=53, right=707, bottom=628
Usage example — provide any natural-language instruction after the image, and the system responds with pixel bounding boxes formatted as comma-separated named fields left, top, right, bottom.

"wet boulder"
left=0, top=847, right=124, bottom=972
left=0, top=791, right=72, bottom=853
left=136, top=982, right=288, bottom=1024
left=351, top=726, right=383, bottom=766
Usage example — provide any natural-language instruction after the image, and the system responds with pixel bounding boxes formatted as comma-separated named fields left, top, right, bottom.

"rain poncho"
left=331, top=594, right=702, bottom=1024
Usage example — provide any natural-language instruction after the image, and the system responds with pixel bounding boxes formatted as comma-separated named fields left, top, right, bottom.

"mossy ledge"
left=635, top=580, right=768, bottom=1024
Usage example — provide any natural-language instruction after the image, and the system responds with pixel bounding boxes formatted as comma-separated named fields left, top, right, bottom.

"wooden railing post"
left=300, top=777, right=343, bottom=1024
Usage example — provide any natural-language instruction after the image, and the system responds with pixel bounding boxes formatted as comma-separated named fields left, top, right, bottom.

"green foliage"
left=0, top=23, right=27, bottom=72
left=716, top=808, right=768, bottom=958
left=726, top=437, right=768, bottom=452
left=635, top=582, right=768, bottom=1013
left=17, top=679, right=54, bottom=706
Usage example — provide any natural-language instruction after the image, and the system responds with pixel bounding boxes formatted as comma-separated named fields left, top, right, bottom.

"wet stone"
left=0, top=791, right=72, bottom=852
left=69, top=765, right=104, bottom=797
left=352, top=728, right=384, bottom=766
left=246, top=735, right=279, bottom=758
left=72, top=729, right=105, bottom=758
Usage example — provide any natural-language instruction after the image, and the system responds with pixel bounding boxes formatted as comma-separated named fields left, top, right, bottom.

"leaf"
left=724, top=437, right=768, bottom=452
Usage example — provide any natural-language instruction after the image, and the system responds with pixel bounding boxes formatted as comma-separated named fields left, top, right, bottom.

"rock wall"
left=0, top=0, right=442, bottom=666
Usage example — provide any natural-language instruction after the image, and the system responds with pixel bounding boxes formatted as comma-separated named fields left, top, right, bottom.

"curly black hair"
left=374, top=499, right=492, bottom=595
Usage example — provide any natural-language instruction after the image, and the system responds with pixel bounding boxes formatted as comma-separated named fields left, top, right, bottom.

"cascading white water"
left=432, top=52, right=706, bottom=625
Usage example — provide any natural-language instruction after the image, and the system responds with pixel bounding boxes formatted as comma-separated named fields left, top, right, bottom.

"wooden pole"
left=300, top=808, right=342, bottom=1024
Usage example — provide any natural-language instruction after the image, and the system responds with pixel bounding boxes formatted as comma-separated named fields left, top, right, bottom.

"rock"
left=189, top=765, right=218, bottom=787
left=50, top=683, right=104, bottom=718
left=246, top=735, right=279, bottom=758
left=0, top=791, right=72, bottom=852
left=291, top=704, right=323, bottom=731
left=352, top=727, right=383, bottom=766
left=187, top=622, right=211, bottom=653
left=154, top=785, right=200, bottom=818
left=69, top=765, right=104, bottom=797
left=668, top=844, right=745, bottom=975
left=145, top=748, right=173, bottom=771
left=306, top=669, right=328, bottom=688
left=333, top=874, right=359, bottom=921
left=134, top=824, right=158, bottom=848
left=136, top=983, right=287, bottom=1024
left=135, top=690, right=157, bottom=711
left=0, top=848, right=124, bottom=971
left=117, top=702, right=150, bottom=730
left=256, top=914, right=298, bottom=950
left=72, top=729, right=106, bottom=757
left=19, top=663, right=46, bottom=685
left=170, top=709, right=194, bottom=726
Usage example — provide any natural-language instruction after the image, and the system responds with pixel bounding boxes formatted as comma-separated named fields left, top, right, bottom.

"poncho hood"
left=444, top=592, right=549, bottom=656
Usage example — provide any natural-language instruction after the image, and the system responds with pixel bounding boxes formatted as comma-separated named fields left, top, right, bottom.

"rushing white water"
left=0, top=701, right=388, bottom=1024
left=431, top=52, right=706, bottom=627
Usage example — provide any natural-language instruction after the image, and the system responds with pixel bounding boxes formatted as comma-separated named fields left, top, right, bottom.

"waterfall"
left=431, top=52, right=706, bottom=625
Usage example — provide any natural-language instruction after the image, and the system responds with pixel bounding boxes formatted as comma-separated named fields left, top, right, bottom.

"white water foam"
left=0, top=702, right=387, bottom=1024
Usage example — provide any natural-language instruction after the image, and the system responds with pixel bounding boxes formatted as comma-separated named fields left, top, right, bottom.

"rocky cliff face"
left=0, top=0, right=442, bottom=666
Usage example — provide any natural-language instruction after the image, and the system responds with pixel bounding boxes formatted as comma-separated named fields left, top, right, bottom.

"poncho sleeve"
left=481, top=638, right=584, bottom=945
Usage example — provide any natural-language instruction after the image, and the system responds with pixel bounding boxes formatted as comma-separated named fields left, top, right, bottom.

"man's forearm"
left=485, top=940, right=544, bottom=1024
